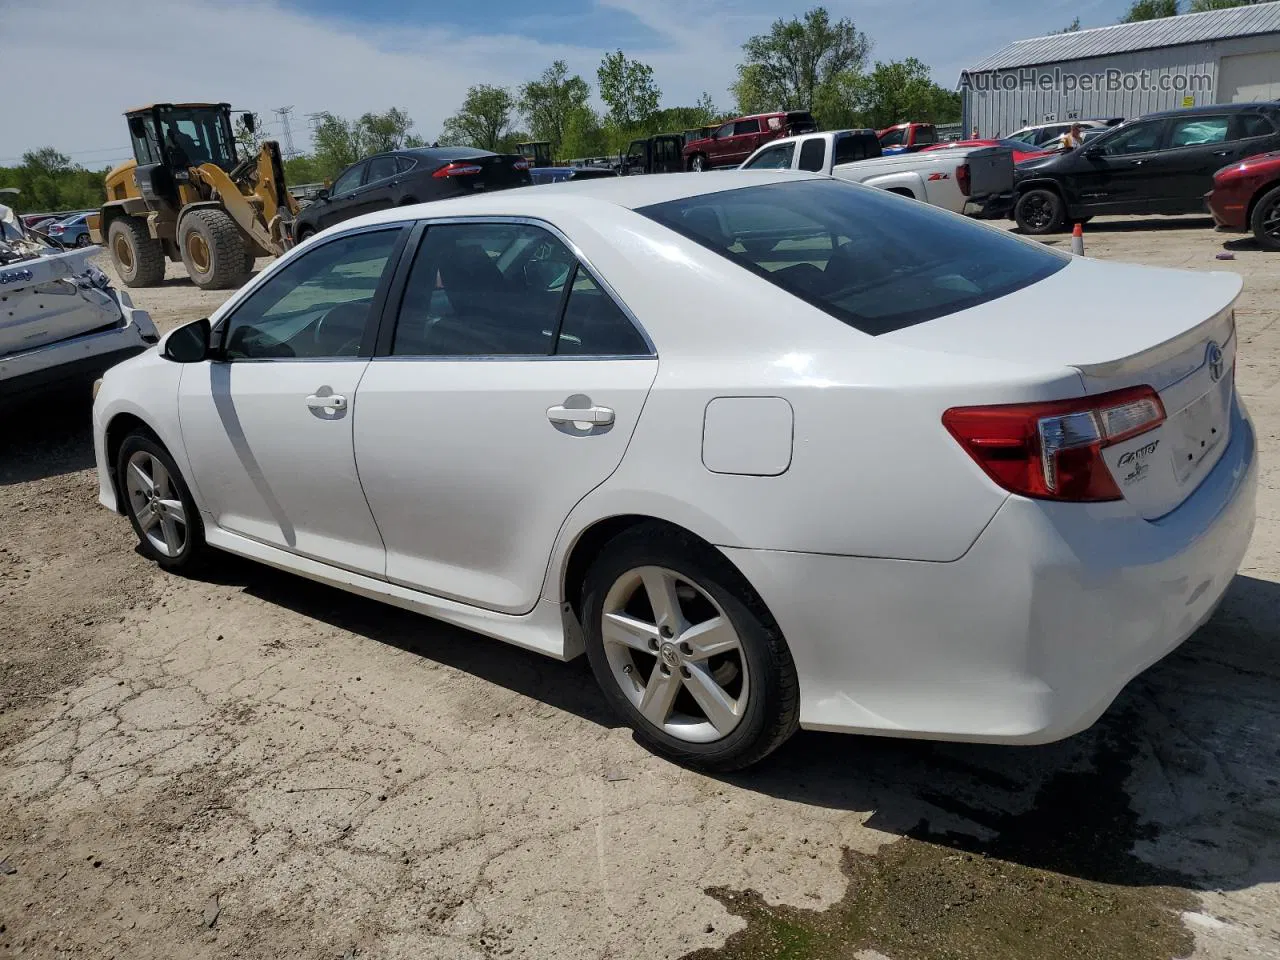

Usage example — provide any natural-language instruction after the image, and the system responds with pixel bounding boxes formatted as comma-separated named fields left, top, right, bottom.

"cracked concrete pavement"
left=1, top=220, right=1279, bottom=959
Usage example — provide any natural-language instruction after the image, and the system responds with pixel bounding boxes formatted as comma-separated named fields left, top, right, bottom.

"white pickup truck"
left=740, top=130, right=1014, bottom=216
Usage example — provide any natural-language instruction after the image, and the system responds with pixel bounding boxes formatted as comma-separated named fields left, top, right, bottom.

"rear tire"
left=179, top=208, right=251, bottom=290
left=581, top=523, right=799, bottom=771
left=1015, top=188, right=1065, bottom=235
left=1250, top=184, right=1280, bottom=251
left=75, top=233, right=92, bottom=247
left=117, top=432, right=206, bottom=573
left=108, top=217, right=165, bottom=287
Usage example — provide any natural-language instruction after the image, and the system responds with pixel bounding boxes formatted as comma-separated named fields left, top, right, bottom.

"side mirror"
left=316, top=187, right=330, bottom=201
left=163, top=317, right=211, bottom=363
left=241, top=112, right=256, bottom=133
left=1084, top=146, right=1104, bottom=159
left=128, top=116, right=147, bottom=139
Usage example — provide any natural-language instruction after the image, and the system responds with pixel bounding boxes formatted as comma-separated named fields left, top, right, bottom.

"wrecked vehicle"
left=1, top=192, right=158, bottom=400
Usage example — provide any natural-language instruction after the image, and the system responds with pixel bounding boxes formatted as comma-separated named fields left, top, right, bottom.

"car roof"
left=1140, top=101, right=1279, bottom=121
left=337, top=170, right=818, bottom=232
left=394, top=146, right=498, bottom=161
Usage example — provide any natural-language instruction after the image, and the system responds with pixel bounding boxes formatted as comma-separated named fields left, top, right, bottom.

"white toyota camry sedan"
left=92, top=172, right=1257, bottom=770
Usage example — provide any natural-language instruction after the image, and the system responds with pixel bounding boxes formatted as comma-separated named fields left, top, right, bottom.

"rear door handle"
left=547, top=404, right=614, bottom=425
left=306, top=394, right=347, bottom=411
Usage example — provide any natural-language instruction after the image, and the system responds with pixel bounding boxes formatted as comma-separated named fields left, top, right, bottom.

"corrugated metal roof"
left=965, top=0, right=1280, bottom=73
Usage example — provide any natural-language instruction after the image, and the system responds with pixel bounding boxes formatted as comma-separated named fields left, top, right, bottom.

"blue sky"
left=11, top=0, right=1141, bottom=166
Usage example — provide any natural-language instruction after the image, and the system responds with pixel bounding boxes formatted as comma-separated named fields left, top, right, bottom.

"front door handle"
left=306, top=394, right=347, bottom=411
left=547, top=404, right=614, bottom=425
left=1212, top=150, right=1233, bottom=157
left=1130, top=159, right=1147, bottom=165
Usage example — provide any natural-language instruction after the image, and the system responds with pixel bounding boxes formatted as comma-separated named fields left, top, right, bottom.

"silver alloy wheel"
left=124, top=450, right=188, bottom=558
left=600, top=565, right=749, bottom=743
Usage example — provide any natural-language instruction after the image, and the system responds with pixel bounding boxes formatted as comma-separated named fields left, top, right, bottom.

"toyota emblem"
left=1206, top=341, right=1225, bottom=384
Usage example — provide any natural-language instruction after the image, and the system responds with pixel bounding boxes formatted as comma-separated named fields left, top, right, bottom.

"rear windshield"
left=637, top=179, right=1068, bottom=335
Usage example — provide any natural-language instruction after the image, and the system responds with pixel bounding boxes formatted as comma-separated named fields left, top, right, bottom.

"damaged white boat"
left=1, top=191, right=158, bottom=399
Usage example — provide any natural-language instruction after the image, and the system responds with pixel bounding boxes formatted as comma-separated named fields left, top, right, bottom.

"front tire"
left=108, top=217, right=165, bottom=287
left=582, top=524, right=799, bottom=771
left=1250, top=184, right=1280, bottom=251
left=179, top=208, right=251, bottom=290
left=1015, top=188, right=1065, bottom=235
left=117, top=433, right=206, bottom=572
left=689, top=154, right=708, bottom=172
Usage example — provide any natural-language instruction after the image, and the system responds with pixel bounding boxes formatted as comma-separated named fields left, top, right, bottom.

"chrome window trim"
left=385, top=213, right=657, bottom=360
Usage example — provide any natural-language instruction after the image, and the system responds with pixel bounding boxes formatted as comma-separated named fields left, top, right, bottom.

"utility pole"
left=273, top=106, right=298, bottom=158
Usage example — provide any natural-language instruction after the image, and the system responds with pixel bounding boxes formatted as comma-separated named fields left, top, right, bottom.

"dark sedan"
left=292, top=147, right=533, bottom=241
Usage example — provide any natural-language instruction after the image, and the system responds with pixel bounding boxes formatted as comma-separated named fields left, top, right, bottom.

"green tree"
left=357, top=107, right=425, bottom=153
left=310, top=113, right=363, bottom=180
left=234, top=115, right=262, bottom=156
left=731, top=7, right=871, bottom=114
left=560, top=105, right=609, bottom=159
left=1052, top=16, right=1082, bottom=32
left=439, top=85, right=517, bottom=151
left=519, top=61, right=592, bottom=154
left=1120, top=0, right=1179, bottom=21
left=597, top=50, right=661, bottom=129
left=853, top=58, right=961, bottom=129
left=0, top=149, right=108, bottom=213
left=1188, top=0, right=1262, bottom=9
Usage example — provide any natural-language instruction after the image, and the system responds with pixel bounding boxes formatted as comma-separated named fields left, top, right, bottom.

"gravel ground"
left=1, top=220, right=1278, bottom=960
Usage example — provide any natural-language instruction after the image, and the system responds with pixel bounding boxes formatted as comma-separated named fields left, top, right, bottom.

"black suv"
left=1011, top=102, right=1280, bottom=234
left=293, top=147, right=532, bottom=241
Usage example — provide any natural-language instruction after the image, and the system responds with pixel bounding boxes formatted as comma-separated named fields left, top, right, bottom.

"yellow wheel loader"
left=90, top=103, right=298, bottom=290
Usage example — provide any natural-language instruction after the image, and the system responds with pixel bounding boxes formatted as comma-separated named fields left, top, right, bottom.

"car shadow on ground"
left=0, top=388, right=97, bottom=486
left=195, top=546, right=1280, bottom=899
left=1083, top=216, right=1217, bottom=234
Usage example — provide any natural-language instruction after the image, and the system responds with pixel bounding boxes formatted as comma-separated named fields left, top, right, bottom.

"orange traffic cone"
left=1071, top=222, right=1085, bottom=256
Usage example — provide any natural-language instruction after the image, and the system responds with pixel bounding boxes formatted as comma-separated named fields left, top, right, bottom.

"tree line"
left=1120, top=0, right=1263, bottom=22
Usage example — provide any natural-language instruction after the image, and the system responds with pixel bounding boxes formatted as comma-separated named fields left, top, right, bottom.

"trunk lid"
left=0, top=248, right=123, bottom=358
left=456, top=154, right=533, bottom=193
left=887, top=257, right=1242, bottom=518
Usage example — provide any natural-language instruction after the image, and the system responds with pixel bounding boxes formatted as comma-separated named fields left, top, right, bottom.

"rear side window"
left=833, top=134, right=873, bottom=164
left=1170, top=116, right=1229, bottom=147
left=799, top=139, right=827, bottom=171
left=915, top=126, right=938, bottom=145
left=1237, top=114, right=1276, bottom=138
left=734, top=119, right=761, bottom=135
left=367, top=155, right=398, bottom=182
left=638, top=180, right=1067, bottom=336
left=557, top=271, right=648, bottom=356
left=397, top=156, right=417, bottom=173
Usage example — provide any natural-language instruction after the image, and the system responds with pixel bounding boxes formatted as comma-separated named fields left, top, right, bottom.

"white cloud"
left=2, top=0, right=1129, bottom=167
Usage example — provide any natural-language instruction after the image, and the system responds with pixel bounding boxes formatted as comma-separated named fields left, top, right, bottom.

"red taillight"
left=433, top=162, right=483, bottom=178
left=513, top=158, right=532, bottom=171
left=942, top=386, right=1165, bottom=502
left=956, top=163, right=971, bottom=196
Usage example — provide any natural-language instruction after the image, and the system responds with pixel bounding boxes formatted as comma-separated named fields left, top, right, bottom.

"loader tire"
left=179, top=208, right=251, bottom=290
left=109, top=217, right=165, bottom=288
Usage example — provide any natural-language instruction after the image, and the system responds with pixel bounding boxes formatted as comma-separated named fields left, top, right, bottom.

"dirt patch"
left=686, top=720, right=1195, bottom=960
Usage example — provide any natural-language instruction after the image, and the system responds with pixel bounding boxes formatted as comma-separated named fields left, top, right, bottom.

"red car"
left=683, top=111, right=816, bottom=171
left=921, top=138, right=1056, bottom=165
left=877, top=122, right=938, bottom=154
left=1207, top=150, right=1280, bottom=251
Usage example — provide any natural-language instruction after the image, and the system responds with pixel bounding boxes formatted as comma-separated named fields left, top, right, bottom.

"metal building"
left=960, top=1, right=1280, bottom=138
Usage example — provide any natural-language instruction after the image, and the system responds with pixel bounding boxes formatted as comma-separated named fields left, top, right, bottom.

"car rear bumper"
left=964, top=191, right=1015, bottom=220
left=0, top=293, right=158, bottom=400
left=1205, top=188, right=1249, bottom=230
left=723, top=395, right=1257, bottom=744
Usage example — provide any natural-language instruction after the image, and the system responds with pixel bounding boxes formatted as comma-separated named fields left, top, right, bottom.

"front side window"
left=734, top=119, right=761, bottom=136
left=638, top=180, right=1067, bottom=336
left=1100, top=121, right=1164, bottom=155
left=715, top=122, right=734, bottom=140
left=1169, top=115, right=1229, bottom=147
left=129, top=115, right=161, bottom=166
left=331, top=162, right=366, bottom=197
left=221, top=229, right=400, bottom=360
left=799, top=138, right=828, bottom=171
left=879, top=127, right=905, bottom=147
left=367, top=155, right=398, bottom=182
left=744, top=143, right=796, bottom=170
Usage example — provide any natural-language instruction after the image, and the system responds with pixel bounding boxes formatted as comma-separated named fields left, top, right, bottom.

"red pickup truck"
left=878, top=123, right=938, bottom=155
left=683, top=111, right=817, bottom=171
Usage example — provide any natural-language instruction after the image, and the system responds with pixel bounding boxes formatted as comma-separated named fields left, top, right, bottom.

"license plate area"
left=1169, top=381, right=1229, bottom=484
